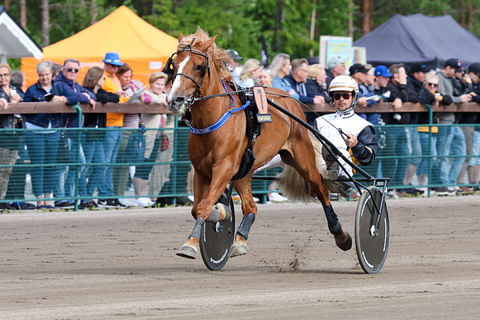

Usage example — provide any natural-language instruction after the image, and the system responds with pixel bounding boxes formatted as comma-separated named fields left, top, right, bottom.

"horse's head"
left=167, top=30, right=217, bottom=112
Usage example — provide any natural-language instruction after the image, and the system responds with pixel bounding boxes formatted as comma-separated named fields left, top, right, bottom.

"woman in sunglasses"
left=314, top=75, right=377, bottom=197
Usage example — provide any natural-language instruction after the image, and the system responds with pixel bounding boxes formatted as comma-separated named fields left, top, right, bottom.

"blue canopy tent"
left=353, top=14, right=480, bottom=68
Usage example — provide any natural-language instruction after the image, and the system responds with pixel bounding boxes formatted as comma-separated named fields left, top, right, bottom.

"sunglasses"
left=332, top=92, right=351, bottom=100
left=66, top=68, right=79, bottom=73
left=427, top=82, right=438, bottom=88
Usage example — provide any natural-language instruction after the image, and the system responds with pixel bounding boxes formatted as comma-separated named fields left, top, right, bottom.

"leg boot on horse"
left=176, top=203, right=232, bottom=259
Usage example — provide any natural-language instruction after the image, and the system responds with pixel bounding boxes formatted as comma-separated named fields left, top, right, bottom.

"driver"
left=315, top=75, right=377, bottom=194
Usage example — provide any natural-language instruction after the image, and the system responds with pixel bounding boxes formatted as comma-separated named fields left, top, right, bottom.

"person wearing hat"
left=99, top=52, right=126, bottom=207
left=431, top=58, right=471, bottom=195
left=349, top=63, right=369, bottom=109
left=325, top=56, right=346, bottom=88
left=315, top=75, right=377, bottom=197
left=397, top=63, right=440, bottom=196
left=226, top=49, right=243, bottom=86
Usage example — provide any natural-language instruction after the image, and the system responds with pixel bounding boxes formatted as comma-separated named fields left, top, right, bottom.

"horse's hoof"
left=334, top=231, right=352, bottom=251
left=231, top=240, right=248, bottom=257
left=176, top=244, right=198, bottom=259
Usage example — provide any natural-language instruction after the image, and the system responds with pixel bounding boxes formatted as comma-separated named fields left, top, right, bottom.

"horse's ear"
left=178, top=33, right=184, bottom=41
left=205, top=35, right=217, bottom=49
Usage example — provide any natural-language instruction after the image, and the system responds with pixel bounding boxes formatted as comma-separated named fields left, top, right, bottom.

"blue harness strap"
left=190, top=81, right=250, bottom=135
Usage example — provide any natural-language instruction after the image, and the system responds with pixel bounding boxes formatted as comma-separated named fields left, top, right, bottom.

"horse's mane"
left=178, top=27, right=233, bottom=82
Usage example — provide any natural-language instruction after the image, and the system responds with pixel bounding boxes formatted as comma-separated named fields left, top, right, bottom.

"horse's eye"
left=195, top=65, right=203, bottom=71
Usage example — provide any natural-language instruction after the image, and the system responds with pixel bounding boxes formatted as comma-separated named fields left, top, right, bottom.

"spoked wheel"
left=355, top=186, right=389, bottom=274
left=199, top=183, right=235, bottom=270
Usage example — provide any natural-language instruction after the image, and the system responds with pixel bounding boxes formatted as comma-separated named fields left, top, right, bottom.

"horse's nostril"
left=175, top=97, right=185, bottom=105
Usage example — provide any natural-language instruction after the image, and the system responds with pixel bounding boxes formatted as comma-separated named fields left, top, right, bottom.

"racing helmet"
left=328, top=75, right=359, bottom=115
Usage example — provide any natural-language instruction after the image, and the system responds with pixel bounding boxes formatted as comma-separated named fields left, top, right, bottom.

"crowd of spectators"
left=228, top=52, right=480, bottom=199
left=1, top=50, right=480, bottom=210
left=0, top=52, right=178, bottom=210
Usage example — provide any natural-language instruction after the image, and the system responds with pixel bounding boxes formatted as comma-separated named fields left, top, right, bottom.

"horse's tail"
left=276, top=131, right=328, bottom=203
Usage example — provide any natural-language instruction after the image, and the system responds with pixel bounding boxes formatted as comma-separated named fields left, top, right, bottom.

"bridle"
left=164, top=39, right=210, bottom=100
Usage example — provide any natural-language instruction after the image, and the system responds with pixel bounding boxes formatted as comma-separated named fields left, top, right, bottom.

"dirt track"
left=1, top=196, right=479, bottom=319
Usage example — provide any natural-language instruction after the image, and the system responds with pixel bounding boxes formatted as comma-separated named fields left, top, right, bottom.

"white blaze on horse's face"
left=168, top=56, right=190, bottom=112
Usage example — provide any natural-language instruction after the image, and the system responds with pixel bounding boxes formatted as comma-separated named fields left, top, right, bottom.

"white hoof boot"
left=231, top=238, right=248, bottom=257
left=177, top=244, right=198, bottom=259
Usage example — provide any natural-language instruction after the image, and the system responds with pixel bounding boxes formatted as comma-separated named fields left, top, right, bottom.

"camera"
left=44, top=93, right=54, bottom=102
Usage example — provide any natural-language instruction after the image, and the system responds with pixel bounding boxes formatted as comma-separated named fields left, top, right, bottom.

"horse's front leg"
left=230, top=176, right=257, bottom=257
left=176, top=170, right=232, bottom=259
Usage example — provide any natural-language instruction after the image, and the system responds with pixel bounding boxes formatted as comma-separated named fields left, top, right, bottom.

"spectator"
left=100, top=52, right=126, bottom=207
left=238, top=59, right=262, bottom=87
left=373, top=64, right=409, bottom=196
left=416, top=72, right=452, bottom=191
left=81, top=66, right=120, bottom=209
left=23, top=61, right=67, bottom=209
left=283, top=58, right=324, bottom=124
left=306, top=64, right=330, bottom=104
left=357, top=64, right=380, bottom=125
left=401, top=63, right=435, bottom=196
left=0, top=63, right=24, bottom=210
left=10, top=71, right=25, bottom=94
left=225, top=49, right=243, bottom=86
left=271, top=53, right=299, bottom=99
left=452, top=66, right=473, bottom=97
left=325, top=56, right=346, bottom=87
left=125, top=71, right=171, bottom=207
left=145, top=72, right=177, bottom=205
left=53, top=58, right=96, bottom=206
left=5, top=70, right=31, bottom=209
left=456, top=62, right=480, bottom=193
left=256, top=69, right=273, bottom=87
left=349, top=63, right=369, bottom=109
left=433, top=58, right=471, bottom=195
left=113, top=63, right=145, bottom=203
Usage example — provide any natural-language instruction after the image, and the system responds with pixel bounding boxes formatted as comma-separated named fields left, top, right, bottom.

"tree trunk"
left=41, top=0, right=50, bottom=47
left=361, top=0, right=373, bottom=35
left=3, top=0, right=10, bottom=10
left=19, top=0, right=27, bottom=29
left=309, top=0, right=317, bottom=57
left=90, top=0, right=98, bottom=25
left=273, top=0, right=282, bottom=52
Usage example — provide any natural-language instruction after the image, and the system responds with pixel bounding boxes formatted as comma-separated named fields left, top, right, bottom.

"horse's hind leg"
left=230, top=177, right=257, bottom=257
left=318, top=193, right=352, bottom=251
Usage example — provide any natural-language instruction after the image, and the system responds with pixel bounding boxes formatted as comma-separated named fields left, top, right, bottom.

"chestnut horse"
left=167, top=28, right=352, bottom=260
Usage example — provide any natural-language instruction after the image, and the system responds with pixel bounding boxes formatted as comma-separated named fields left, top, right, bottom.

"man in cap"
left=326, top=56, right=346, bottom=87
left=226, top=49, right=243, bottom=86
left=349, top=63, right=369, bottom=108
left=432, top=58, right=471, bottom=195
left=100, top=52, right=126, bottom=207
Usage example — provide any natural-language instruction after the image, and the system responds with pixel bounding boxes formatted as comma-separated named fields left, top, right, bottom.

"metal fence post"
left=73, top=103, right=82, bottom=211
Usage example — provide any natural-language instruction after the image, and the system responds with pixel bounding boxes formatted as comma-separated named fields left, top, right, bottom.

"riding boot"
left=322, top=147, right=339, bottom=180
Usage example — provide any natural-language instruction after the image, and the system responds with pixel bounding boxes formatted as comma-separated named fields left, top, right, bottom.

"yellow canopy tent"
left=21, top=5, right=177, bottom=88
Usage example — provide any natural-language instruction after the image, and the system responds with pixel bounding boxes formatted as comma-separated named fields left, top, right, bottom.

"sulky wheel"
left=199, top=183, right=235, bottom=270
left=355, top=186, right=390, bottom=274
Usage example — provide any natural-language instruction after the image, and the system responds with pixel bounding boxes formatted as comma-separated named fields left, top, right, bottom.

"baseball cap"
left=327, top=56, right=345, bottom=69
left=468, top=62, right=480, bottom=75
left=444, top=58, right=462, bottom=71
left=226, top=49, right=243, bottom=61
left=409, top=63, right=427, bottom=74
left=349, top=63, right=367, bottom=75
left=374, top=65, right=392, bottom=77
left=102, top=52, right=123, bottom=66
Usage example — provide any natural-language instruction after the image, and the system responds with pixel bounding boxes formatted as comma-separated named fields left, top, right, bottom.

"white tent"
left=0, top=6, right=42, bottom=63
